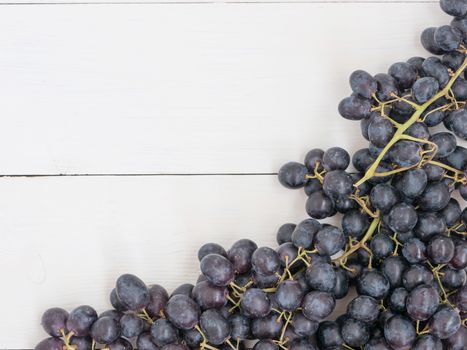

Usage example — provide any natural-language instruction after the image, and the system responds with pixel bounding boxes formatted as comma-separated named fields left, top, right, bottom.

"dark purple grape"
left=200, top=309, right=230, bottom=345
left=66, top=305, right=98, bottom=337
left=252, top=270, right=280, bottom=289
left=301, top=291, right=335, bottom=321
left=253, top=340, right=278, bottom=350
left=452, top=77, right=467, bottom=100
left=34, top=337, right=65, bottom=350
left=198, top=243, right=227, bottom=261
left=276, top=223, right=296, bottom=245
left=120, top=313, right=144, bottom=338
left=251, top=313, right=283, bottom=340
left=90, top=316, right=121, bottom=344
left=440, top=0, right=467, bottom=17
left=305, top=261, right=337, bottom=293
left=69, top=336, right=93, bottom=350
left=41, top=307, right=68, bottom=337
left=422, top=162, right=445, bottom=181
left=389, top=62, right=417, bottom=89
left=291, top=218, right=321, bottom=249
left=402, top=264, right=434, bottom=290
left=304, top=178, right=322, bottom=196
left=116, top=274, right=150, bottom=311
left=422, top=57, right=450, bottom=87
left=352, top=148, right=375, bottom=172
left=452, top=16, right=467, bottom=39
left=444, top=145, right=467, bottom=169
left=389, top=287, right=408, bottom=313
left=314, top=225, right=345, bottom=256
left=381, top=255, right=407, bottom=288
left=451, top=240, right=467, bottom=269
left=442, top=51, right=465, bottom=70
left=165, top=294, right=200, bottom=330
left=342, top=210, right=370, bottom=240
left=323, top=170, right=353, bottom=200
left=341, top=317, right=370, bottom=347
left=322, top=147, right=350, bottom=171
left=434, top=25, right=462, bottom=51
left=192, top=280, right=227, bottom=310
left=201, top=253, right=235, bottom=287
left=402, top=238, right=426, bottom=264
left=107, top=338, right=133, bottom=350
left=317, top=321, right=343, bottom=348
left=413, top=334, right=443, bottom=350
left=277, top=242, right=298, bottom=267
left=278, top=162, right=308, bottom=189
left=374, top=73, right=398, bottom=101
left=388, top=140, right=422, bottom=167
left=275, top=280, right=304, bottom=311
left=137, top=332, right=159, bottom=350
left=338, top=94, right=372, bottom=121
left=241, top=288, right=271, bottom=318
left=370, top=184, right=399, bottom=213
left=100, top=310, right=123, bottom=323
left=252, top=247, right=280, bottom=276
left=429, top=305, right=461, bottom=339
left=110, top=289, right=127, bottom=312
left=421, top=27, right=445, bottom=55
left=387, top=203, right=418, bottom=233
left=304, top=148, right=324, bottom=171
left=171, top=283, right=193, bottom=298
left=440, top=266, right=466, bottom=289
left=292, top=312, right=319, bottom=337
left=306, top=190, right=335, bottom=219
left=151, top=318, right=181, bottom=347
left=229, top=313, right=250, bottom=341
left=370, top=233, right=394, bottom=260
left=357, top=270, right=390, bottom=299
left=384, top=315, right=416, bottom=350
left=414, top=212, right=446, bottom=242
left=347, top=295, right=379, bottom=323
left=183, top=328, right=203, bottom=348
left=412, top=77, right=439, bottom=103
left=228, top=239, right=258, bottom=274
left=444, top=109, right=467, bottom=140
left=427, top=235, right=455, bottom=264
left=419, top=181, right=451, bottom=212
left=350, top=69, right=377, bottom=98
left=146, top=284, right=169, bottom=318
left=443, top=325, right=467, bottom=350
left=431, top=132, right=457, bottom=159
left=333, top=267, right=349, bottom=300
left=406, top=284, right=439, bottom=321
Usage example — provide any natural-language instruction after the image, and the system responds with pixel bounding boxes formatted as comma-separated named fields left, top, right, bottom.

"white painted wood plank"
left=0, top=175, right=315, bottom=348
left=0, top=3, right=452, bottom=175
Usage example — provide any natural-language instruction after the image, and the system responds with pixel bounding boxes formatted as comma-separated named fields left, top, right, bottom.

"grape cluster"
left=35, top=1, right=466, bottom=349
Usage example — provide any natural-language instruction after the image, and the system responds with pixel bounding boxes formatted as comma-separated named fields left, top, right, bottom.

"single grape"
left=422, top=56, right=450, bottom=87
left=275, top=280, right=304, bottom=311
left=241, top=288, right=271, bottom=318
left=146, top=284, right=169, bottom=318
left=388, top=62, right=417, bottom=89
left=434, top=25, right=462, bottom=51
left=165, top=294, right=200, bottom=330
left=229, top=313, right=250, bottom=341
left=227, top=239, right=258, bottom=274
left=292, top=312, right=319, bottom=337
left=317, top=321, right=343, bottom=348
left=429, top=305, right=461, bottom=339
left=414, top=212, right=447, bottom=242
left=440, top=0, right=467, bottom=17
left=276, top=223, right=296, bottom=245
left=252, top=247, right=280, bottom=276
left=413, top=334, right=443, bottom=350
left=301, top=291, right=335, bottom=321
left=200, top=309, right=230, bottom=345
left=347, top=295, right=379, bottom=323
left=137, top=332, right=159, bottom=350
left=314, top=225, right=345, bottom=256
left=305, top=190, right=335, bottom=219
left=412, top=77, right=439, bottom=103
left=374, top=73, right=399, bottom=101
left=198, top=243, right=227, bottom=261
left=357, top=270, right=390, bottom=299
left=291, top=218, right=321, bottom=249
left=369, top=233, right=394, bottom=260
left=383, top=315, right=416, bottom=350
left=200, top=253, right=235, bottom=287
left=338, top=94, right=372, bottom=121
left=389, top=287, right=409, bottom=313
left=341, top=317, right=370, bottom=347
left=305, top=261, right=337, bottom=293
left=443, top=325, right=467, bottom=350
left=34, top=337, right=65, bottom=350
left=304, top=148, right=324, bottom=171
left=421, top=27, right=445, bottom=55
left=69, top=336, right=93, bottom=350
left=387, top=202, right=418, bottom=233
left=66, top=305, right=98, bottom=337
left=41, top=307, right=68, bottom=337
left=381, top=255, right=407, bottom=288
left=427, top=235, right=455, bottom=264
left=350, top=70, right=377, bottom=98
left=352, top=148, right=375, bottom=172
left=90, top=316, right=121, bottom=344
left=388, top=140, right=422, bottom=167
left=370, top=183, right=399, bottom=213
left=406, top=284, right=439, bottom=321
left=333, top=267, right=349, bottom=300
left=278, top=162, right=308, bottom=189
left=322, top=170, right=353, bottom=200
left=116, top=274, right=150, bottom=311
left=402, top=238, right=426, bottom=264
left=402, top=264, right=434, bottom=290
left=120, top=313, right=145, bottom=338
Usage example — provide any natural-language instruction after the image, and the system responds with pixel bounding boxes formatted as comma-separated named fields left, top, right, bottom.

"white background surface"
left=0, top=1, right=457, bottom=348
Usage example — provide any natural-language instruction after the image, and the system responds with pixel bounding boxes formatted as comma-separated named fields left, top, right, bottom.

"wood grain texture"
left=0, top=2, right=450, bottom=175
left=0, top=175, right=312, bottom=348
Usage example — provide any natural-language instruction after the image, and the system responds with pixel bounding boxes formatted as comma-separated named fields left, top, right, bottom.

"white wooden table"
left=0, top=0, right=451, bottom=348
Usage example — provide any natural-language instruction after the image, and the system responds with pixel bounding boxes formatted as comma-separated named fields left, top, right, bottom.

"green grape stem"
left=355, top=57, right=467, bottom=188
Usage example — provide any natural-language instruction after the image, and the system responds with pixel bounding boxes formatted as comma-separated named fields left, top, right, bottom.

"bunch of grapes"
left=35, top=1, right=466, bottom=349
